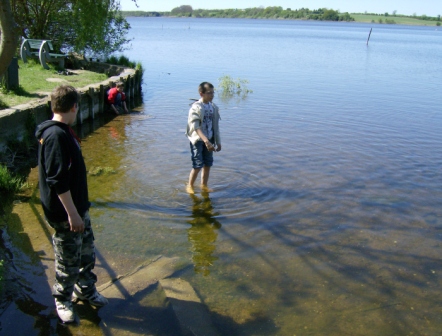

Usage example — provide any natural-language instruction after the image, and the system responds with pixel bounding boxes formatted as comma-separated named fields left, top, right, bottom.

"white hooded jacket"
left=186, top=99, right=221, bottom=146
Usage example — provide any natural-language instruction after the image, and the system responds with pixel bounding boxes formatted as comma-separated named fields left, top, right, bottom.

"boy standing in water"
left=186, top=82, right=222, bottom=192
left=36, top=85, right=108, bottom=323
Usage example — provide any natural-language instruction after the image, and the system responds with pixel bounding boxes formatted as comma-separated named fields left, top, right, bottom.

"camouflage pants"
left=47, top=211, right=97, bottom=300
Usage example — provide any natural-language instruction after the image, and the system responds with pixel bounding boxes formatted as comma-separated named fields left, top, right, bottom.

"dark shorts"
left=190, top=140, right=213, bottom=169
left=114, top=93, right=123, bottom=107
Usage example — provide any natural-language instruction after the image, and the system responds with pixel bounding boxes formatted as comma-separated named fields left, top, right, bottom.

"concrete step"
left=160, top=278, right=221, bottom=336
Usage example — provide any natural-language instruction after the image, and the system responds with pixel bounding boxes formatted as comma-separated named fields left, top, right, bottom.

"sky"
left=120, top=0, right=441, bottom=17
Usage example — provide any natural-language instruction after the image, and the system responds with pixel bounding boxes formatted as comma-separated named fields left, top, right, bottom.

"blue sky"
left=120, top=0, right=441, bottom=17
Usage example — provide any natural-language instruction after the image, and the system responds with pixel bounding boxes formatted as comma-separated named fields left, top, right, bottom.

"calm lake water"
left=79, top=18, right=442, bottom=335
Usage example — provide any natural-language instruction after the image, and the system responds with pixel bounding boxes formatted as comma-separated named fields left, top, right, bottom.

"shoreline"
left=122, top=14, right=441, bottom=27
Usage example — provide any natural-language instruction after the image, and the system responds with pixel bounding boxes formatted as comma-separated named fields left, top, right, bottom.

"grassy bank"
left=0, top=60, right=108, bottom=109
left=351, top=14, right=441, bottom=26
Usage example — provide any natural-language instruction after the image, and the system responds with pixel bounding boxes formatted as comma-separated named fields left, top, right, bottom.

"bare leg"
left=188, top=168, right=201, bottom=193
left=201, top=166, right=211, bottom=187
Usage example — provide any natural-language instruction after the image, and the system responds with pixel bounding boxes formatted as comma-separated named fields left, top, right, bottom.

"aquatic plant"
left=88, top=166, right=117, bottom=176
left=217, top=75, right=253, bottom=96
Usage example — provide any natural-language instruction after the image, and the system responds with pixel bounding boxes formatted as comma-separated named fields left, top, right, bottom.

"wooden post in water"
left=366, top=28, right=373, bottom=46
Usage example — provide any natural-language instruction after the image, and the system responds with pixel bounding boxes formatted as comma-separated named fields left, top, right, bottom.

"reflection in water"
left=187, top=192, right=222, bottom=276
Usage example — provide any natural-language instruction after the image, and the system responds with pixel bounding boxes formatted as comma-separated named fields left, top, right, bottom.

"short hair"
left=198, top=82, right=214, bottom=93
left=116, top=82, right=124, bottom=88
left=51, top=85, right=80, bottom=113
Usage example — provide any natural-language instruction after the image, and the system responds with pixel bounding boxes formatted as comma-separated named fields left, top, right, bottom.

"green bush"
left=106, top=55, right=119, bottom=65
left=105, top=55, right=138, bottom=69
left=0, top=164, right=23, bottom=195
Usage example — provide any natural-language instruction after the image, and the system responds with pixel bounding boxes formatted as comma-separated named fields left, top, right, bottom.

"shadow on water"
left=2, top=106, right=441, bottom=334
left=0, top=113, right=270, bottom=335
left=208, top=178, right=442, bottom=334
left=84, top=180, right=441, bottom=333
left=0, top=191, right=266, bottom=335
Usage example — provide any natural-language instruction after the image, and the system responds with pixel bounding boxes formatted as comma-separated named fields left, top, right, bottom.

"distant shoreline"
left=121, top=9, right=441, bottom=27
left=123, top=14, right=441, bottom=28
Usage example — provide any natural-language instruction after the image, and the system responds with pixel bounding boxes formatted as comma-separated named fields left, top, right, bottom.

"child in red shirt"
left=107, top=82, right=129, bottom=114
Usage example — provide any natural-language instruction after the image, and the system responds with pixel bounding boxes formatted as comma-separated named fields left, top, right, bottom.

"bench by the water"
left=20, top=39, right=66, bottom=70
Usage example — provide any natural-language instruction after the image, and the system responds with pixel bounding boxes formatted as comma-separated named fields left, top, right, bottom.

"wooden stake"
left=366, top=28, right=373, bottom=45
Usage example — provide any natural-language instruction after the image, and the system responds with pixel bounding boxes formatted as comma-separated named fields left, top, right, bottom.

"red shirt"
left=107, top=87, right=126, bottom=104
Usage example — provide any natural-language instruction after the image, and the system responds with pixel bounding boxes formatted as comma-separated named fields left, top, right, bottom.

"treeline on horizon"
left=122, top=6, right=441, bottom=22
left=122, top=6, right=355, bottom=22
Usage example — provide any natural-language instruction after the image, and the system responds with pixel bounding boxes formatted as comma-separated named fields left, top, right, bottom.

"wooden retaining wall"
left=0, top=67, right=142, bottom=152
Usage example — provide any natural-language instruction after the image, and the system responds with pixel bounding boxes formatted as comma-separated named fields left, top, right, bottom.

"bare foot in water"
left=186, top=184, right=195, bottom=194
left=201, top=185, right=213, bottom=193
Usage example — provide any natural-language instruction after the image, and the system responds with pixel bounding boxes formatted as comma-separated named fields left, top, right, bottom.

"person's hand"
left=205, top=141, right=215, bottom=151
left=216, top=144, right=222, bottom=152
left=68, top=212, right=84, bottom=233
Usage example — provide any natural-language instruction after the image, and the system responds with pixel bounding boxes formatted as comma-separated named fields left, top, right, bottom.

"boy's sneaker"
left=55, top=298, right=75, bottom=323
left=73, top=286, right=109, bottom=307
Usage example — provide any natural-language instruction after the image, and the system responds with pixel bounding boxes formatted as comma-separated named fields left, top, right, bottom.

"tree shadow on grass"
left=0, top=84, right=50, bottom=110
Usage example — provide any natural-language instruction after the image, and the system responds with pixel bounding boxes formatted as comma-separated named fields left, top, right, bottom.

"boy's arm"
left=195, top=128, right=215, bottom=151
left=58, top=191, right=85, bottom=232
left=111, top=104, right=120, bottom=115
left=44, top=133, right=84, bottom=232
left=122, top=101, right=129, bottom=113
left=188, top=104, right=202, bottom=134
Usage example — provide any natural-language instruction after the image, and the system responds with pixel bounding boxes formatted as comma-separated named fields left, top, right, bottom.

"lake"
left=80, top=18, right=442, bottom=335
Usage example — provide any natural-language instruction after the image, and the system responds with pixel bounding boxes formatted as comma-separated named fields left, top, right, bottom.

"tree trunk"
left=0, top=0, right=19, bottom=78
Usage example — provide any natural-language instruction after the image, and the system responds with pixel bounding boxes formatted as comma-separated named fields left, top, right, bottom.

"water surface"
left=81, top=18, right=442, bottom=335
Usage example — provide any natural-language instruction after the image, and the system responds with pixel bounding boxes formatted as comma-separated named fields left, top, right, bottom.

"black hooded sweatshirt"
left=35, top=121, right=90, bottom=222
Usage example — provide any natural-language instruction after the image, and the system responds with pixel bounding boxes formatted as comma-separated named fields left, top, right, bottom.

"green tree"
left=0, top=0, right=20, bottom=77
left=171, top=5, right=193, bottom=16
left=11, top=0, right=132, bottom=55
left=322, top=9, right=339, bottom=21
left=1, top=0, right=137, bottom=78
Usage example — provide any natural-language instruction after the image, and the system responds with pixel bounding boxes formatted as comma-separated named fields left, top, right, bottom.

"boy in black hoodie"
left=36, top=85, right=108, bottom=323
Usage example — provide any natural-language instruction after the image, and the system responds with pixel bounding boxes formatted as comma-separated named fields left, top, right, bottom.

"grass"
left=0, top=59, right=108, bottom=109
left=0, top=164, right=23, bottom=195
left=351, top=14, right=441, bottom=26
